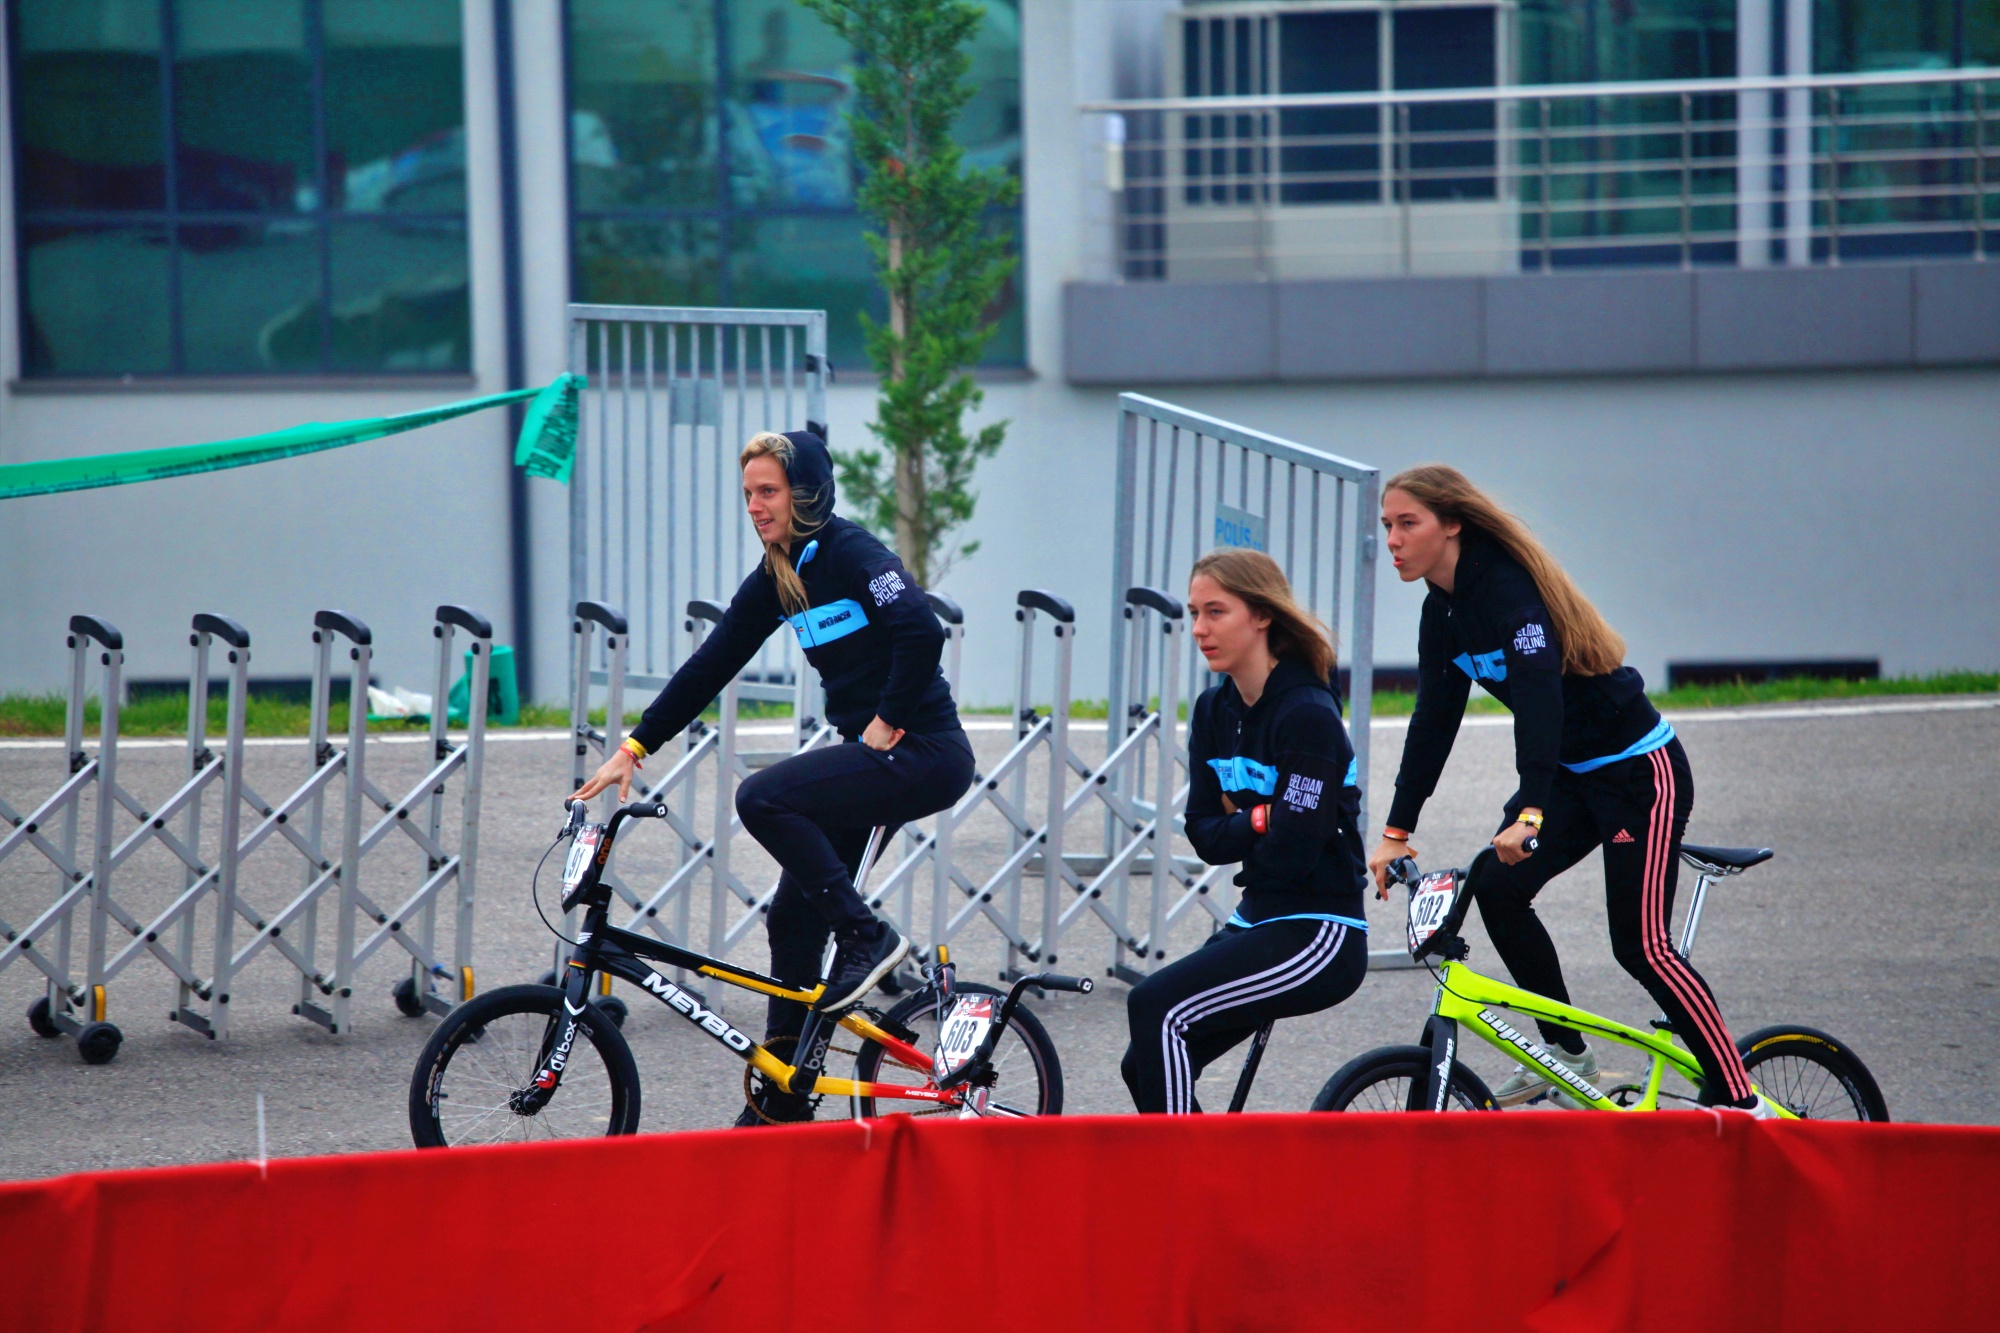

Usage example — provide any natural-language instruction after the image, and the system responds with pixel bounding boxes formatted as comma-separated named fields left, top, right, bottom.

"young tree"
left=802, top=0, right=1018, bottom=585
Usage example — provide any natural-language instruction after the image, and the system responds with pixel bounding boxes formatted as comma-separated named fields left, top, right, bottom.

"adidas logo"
left=1612, top=829, right=1636, bottom=844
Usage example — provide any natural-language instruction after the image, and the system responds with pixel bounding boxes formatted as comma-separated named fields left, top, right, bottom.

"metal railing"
left=566, top=305, right=828, bottom=724
left=1082, top=67, right=2000, bottom=281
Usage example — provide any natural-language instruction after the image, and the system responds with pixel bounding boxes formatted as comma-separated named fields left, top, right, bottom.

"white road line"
left=2, top=695, right=1992, bottom=751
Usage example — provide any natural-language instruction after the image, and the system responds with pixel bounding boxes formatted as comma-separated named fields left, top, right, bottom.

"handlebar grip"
left=620, top=801, right=668, bottom=820
left=1388, top=855, right=1420, bottom=885
left=1034, top=974, right=1094, bottom=994
left=1523, top=835, right=1539, bottom=855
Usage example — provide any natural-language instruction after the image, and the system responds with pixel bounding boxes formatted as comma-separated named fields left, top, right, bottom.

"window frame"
left=7, top=0, right=473, bottom=382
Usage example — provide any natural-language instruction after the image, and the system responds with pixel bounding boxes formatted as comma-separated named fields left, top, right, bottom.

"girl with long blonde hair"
left=1371, top=465, right=1768, bottom=1114
left=574, top=429, right=974, bottom=1126
left=1121, top=548, right=1371, bottom=1113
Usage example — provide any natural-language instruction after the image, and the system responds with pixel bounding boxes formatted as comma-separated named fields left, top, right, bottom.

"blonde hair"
left=1384, top=464, right=1626, bottom=676
left=1189, top=548, right=1338, bottom=685
left=740, top=432, right=829, bottom=615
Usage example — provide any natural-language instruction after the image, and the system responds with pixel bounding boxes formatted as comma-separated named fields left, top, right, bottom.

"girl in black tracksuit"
left=1121, top=551, right=1370, bottom=1114
left=577, top=430, right=974, bottom=1123
left=1376, top=465, right=1761, bottom=1110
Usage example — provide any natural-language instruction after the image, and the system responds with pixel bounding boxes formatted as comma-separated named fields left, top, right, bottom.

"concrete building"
left=2, top=0, right=1995, bottom=712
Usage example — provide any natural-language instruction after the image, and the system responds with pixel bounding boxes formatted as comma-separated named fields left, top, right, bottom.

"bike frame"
left=547, top=906, right=960, bottom=1107
left=1427, top=961, right=1706, bottom=1111
left=1405, top=849, right=1794, bottom=1117
left=526, top=807, right=962, bottom=1112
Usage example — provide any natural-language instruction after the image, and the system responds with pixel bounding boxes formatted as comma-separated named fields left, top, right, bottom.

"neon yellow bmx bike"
left=1313, top=844, right=1889, bottom=1120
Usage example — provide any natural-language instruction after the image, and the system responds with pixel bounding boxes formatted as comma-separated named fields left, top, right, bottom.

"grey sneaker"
left=1492, top=1044, right=1598, bottom=1108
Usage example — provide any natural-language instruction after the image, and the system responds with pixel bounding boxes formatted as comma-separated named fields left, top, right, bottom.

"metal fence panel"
left=1108, top=394, right=1380, bottom=833
left=566, top=306, right=828, bottom=713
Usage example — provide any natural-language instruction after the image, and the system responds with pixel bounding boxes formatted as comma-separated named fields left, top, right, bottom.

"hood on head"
left=781, top=429, right=836, bottom=519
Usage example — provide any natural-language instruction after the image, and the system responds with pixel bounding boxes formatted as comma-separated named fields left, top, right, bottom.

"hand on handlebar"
left=1369, top=836, right=1417, bottom=899
left=571, top=746, right=637, bottom=805
left=1491, top=818, right=1539, bottom=866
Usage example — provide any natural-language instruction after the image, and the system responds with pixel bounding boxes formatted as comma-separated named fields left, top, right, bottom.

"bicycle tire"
left=1311, top=1044, right=1499, bottom=1112
left=850, top=982, right=1065, bottom=1118
left=409, top=984, right=642, bottom=1148
left=1737, top=1024, right=1890, bottom=1122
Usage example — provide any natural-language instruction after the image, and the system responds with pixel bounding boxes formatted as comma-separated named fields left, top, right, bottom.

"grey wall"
left=1065, top=264, right=2000, bottom=384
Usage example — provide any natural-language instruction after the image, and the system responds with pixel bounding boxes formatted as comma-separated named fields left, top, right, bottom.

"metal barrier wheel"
left=392, top=977, right=429, bottom=1019
left=76, top=1021, right=122, bottom=1066
left=27, top=997, right=61, bottom=1039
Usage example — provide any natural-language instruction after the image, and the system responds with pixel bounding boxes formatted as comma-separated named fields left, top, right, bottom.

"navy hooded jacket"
left=627, top=432, right=958, bottom=751
left=1185, top=658, right=1370, bottom=926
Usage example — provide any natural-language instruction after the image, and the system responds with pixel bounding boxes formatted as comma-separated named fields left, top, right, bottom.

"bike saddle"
left=1679, top=843, right=1773, bottom=874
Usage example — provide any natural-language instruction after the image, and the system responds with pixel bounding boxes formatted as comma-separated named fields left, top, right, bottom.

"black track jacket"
left=628, top=515, right=957, bottom=751
left=1384, top=534, right=1664, bottom=832
left=1185, top=658, right=1369, bottom=925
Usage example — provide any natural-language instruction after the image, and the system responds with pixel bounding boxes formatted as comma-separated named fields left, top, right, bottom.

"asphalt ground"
left=2, top=696, right=1995, bottom=1180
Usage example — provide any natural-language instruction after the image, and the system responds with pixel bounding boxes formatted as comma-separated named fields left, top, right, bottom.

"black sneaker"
left=816, top=923, right=911, bottom=1012
left=733, top=1088, right=815, bottom=1128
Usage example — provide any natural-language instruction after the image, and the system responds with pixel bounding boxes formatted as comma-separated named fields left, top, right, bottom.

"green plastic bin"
left=447, top=644, right=520, bottom=725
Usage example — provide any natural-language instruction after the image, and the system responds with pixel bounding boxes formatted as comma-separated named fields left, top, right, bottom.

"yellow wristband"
left=1515, top=811, right=1543, bottom=830
left=621, top=737, right=648, bottom=761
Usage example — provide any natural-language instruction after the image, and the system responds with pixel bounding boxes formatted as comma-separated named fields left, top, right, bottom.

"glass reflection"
left=13, top=0, right=164, bottom=211
left=173, top=0, right=313, bottom=213
left=325, top=0, right=466, bottom=213
left=21, top=225, right=172, bottom=374
left=179, top=219, right=320, bottom=371
left=569, top=0, right=719, bottom=209
left=727, top=0, right=855, bottom=207
left=327, top=220, right=471, bottom=370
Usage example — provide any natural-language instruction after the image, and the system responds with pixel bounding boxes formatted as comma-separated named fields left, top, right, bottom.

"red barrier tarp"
left=3, top=1113, right=1995, bottom=1332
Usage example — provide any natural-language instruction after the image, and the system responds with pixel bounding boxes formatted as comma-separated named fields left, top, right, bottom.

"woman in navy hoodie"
left=1121, top=548, right=1370, bottom=1113
left=573, top=429, right=973, bottom=1125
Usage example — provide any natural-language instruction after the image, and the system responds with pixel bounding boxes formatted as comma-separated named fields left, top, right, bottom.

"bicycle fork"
left=1415, top=1014, right=1460, bottom=1113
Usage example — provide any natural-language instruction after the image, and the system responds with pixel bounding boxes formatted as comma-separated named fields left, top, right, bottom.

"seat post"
left=1677, top=871, right=1716, bottom=961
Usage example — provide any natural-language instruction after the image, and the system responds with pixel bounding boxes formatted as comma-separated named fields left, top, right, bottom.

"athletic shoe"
left=1720, top=1092, right=1785, bottom=1120
left=816, top=922, right=911, bottom=1013
left=1492, top=1044, right=1598, bottom=1108
left=733, top=1088, right=814, bottom=1128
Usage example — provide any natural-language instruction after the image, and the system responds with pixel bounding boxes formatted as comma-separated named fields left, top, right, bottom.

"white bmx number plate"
left=562, top=825, right=602, bottom=892
left=933, top=995, right=996, bottom=1079
left=1406, top=871, right=1460, bottom=955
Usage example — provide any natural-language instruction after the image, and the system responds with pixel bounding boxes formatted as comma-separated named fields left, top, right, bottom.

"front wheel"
left=1312, top=1044, right=1499, bottom=1112
left=409, top=984, right=642, bottom=1147
left=851, top=983, right=1065, bottom=1118
left=1738, top=1025, right=1889, bottom=1122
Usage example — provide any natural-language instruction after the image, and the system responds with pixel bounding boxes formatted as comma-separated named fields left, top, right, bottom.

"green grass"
left=2, top=673, right=1991, bottom=739
left=0, top=694, right=796, bottom=739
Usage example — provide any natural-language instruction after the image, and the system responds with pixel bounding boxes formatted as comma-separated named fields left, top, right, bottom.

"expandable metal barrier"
left=0, top=609, right=491, bottom=1062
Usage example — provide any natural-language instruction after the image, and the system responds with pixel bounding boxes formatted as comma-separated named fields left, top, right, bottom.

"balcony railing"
left=1080, top=68, right=2000, bottom=282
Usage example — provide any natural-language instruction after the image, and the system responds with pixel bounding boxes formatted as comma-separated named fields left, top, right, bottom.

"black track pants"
left=1122, top=918, right=1367, bottom=1113
left=1470, top=738, right=1755, bottom=1105
left=735, top=728, right=974, bottom=1043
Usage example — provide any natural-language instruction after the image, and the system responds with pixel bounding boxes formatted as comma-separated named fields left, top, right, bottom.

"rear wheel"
left=851, top=982, right=1064, bottom=1118
left=409, top=984, right=641, bottom=1147
left=1737, top=1025, right=1889, bottom=1122
left=1312, top=1044, right=1499, bottom=1112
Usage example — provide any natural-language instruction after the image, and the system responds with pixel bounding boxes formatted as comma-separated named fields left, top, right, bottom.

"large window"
left=11, top=0, right=469, bottom=378
left=567, top=0, right=1023, bottom=370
